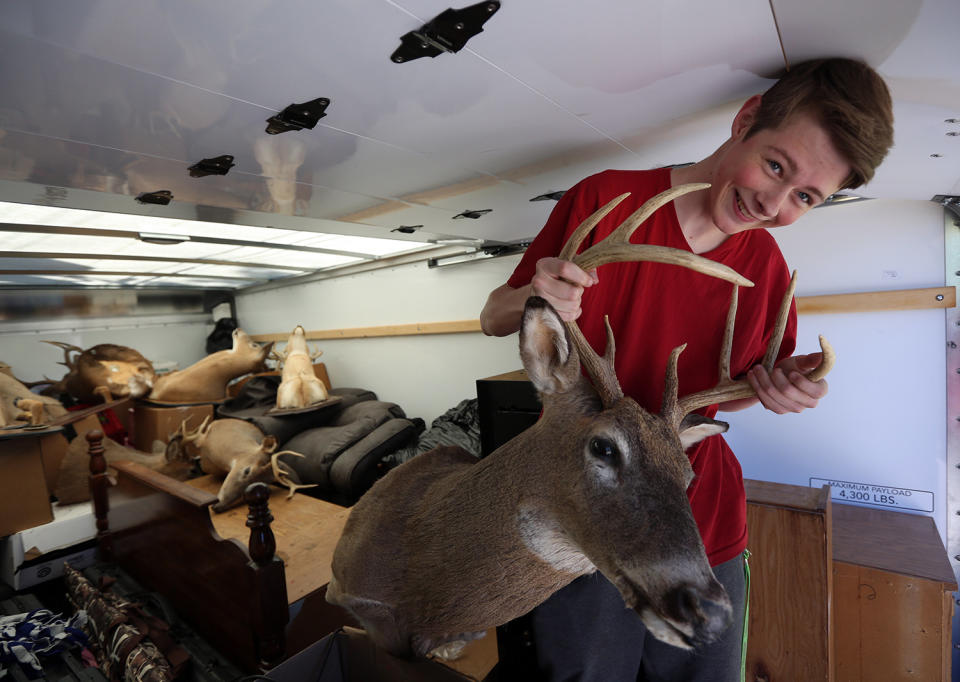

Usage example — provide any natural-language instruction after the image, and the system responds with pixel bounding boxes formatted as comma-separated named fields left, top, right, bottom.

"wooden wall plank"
left=251, top=320, right=482, bottom=343
left=745, top=491, right=833, bottom=681
left=833, top=562, right=950, bottom=681
left=249, top=287, right=955, bottom=343
left=796, top=286, right=955, bottom=315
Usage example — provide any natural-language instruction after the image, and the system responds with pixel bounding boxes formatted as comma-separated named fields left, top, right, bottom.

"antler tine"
left=660, top=343, right=687, bottom=426
left=41, top=340, right=82, bottom=368
left=762, top=270, right=797, bottom=372
left=270, top=451, right=318, bottom=499
left=557, top=182, right=752, bottom=408
left=568, top=184, right=754, bottom=288
left=558, top=193, right=631, bottom=262
left=180, top=415, right=211, bottom=444
left=673, top=272, right=836, bottom=424
left=562, top=317, right=622, bottom=407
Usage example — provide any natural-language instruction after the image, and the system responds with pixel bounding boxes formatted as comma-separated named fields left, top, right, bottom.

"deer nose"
left=670, top=583, right=733, bottom=645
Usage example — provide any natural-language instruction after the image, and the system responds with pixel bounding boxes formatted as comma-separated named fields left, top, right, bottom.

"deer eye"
left=589, top=437, right=619, bottom=465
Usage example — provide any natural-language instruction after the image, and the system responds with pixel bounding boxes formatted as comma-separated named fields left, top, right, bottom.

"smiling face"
left=704, top=94, right=851, bottom=237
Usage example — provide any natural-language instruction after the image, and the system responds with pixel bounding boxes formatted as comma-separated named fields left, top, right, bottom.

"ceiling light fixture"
left=816, top=192, right=872, bottom=207
left=137, top=232, right=190, bottom=246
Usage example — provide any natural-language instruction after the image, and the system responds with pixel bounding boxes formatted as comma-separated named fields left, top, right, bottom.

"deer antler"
left=270, top=451, right=319, bottom=499
left=176, top=415, right=211, bottom=445
left=559, top=184, right=755, bottom=408
left=661, top=270, right=835, bottom=426
left=41, top=340, right=83, bottom=369
left=557, top=183, right=835, bottom=419
left=269, top=348, right=286, bottom=368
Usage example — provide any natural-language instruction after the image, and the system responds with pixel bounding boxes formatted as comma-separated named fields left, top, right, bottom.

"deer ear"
left=261, top=435, right=278, bottom=456
left=677, top=414, right=729, bottom=449
left=519, top=297, right=579, bottom=395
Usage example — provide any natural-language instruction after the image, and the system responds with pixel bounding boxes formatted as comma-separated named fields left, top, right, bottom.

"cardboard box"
left=130, top=402, right=215, bottom=452
left=0, top=429, right=62, bottom=537
left=269, top=626, right=486, bottom=682
left=0, top=501, right=98, bottom=590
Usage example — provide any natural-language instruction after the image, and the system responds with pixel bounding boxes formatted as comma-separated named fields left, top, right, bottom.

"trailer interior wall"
left=238, top=197, right=949, bottom=540
left=0, top=313, right=211, bottom=383
left=234, top=255, right=522, bottom=425
left=729, top=198, right=948, bottom=541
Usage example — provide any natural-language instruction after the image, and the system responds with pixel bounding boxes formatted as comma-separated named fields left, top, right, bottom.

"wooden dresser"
left=745, top=479, right=956, bottom=682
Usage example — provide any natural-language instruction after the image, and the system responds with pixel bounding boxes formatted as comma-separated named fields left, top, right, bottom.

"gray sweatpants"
left=499, top=553, right=747, bottom=682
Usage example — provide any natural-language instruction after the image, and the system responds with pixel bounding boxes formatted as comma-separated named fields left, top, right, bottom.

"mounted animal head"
left=148, top=328, right=274, bottom=403
left=170, top=416, right=314, bottom=512
left=41, top=342, right=155, bottom=403
left=326, top=183, right=836, bottom=658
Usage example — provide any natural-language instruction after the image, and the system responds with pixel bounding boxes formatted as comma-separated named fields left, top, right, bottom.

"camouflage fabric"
left=63, top=564, right=180, bottom=681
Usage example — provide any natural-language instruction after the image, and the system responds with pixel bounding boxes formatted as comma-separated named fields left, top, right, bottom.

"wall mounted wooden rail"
left=251, top=286, right=956, bottom=343
left=251, top=319, right=482, bottom=343
left=797, top=286, right=955, bottom=315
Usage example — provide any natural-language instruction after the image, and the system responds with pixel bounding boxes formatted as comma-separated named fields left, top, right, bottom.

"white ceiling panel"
left=0, top=0, right=957, bottom=289
left=399, top=0, right=784, bottom=143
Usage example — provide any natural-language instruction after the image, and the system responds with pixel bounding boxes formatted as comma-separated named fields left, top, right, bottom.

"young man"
left=480, top=58, right=893, bottom=681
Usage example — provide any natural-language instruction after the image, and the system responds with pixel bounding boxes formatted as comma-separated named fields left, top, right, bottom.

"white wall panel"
left=726, top=198, right=947, bottom=538
left=0, top=317, right=210, bottom=384
left=236, top=255, right=523, bottom=424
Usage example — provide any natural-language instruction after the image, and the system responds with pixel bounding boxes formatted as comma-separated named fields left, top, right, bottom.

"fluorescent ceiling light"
left=0, top=201, right=430, bottom=257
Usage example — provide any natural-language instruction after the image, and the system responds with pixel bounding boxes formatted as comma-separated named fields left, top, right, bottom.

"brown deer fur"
left=43, top=342, right=156, bottom=403
left=149, top=328, right=273, bottom=403
left=0, top=367, right=68, bottom=426
left=55, top=431, right=192, bottom=504
left=327, top=298, right=732, bottom=658
left=166, top=417, right=311, bottom=512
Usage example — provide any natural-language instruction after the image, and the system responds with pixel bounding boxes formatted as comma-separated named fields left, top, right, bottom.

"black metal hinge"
left=188, top=155, right=235, bottom=178
left=265, top=98, right=330, bottom=135
left=391, top=1, right=500, bottom=63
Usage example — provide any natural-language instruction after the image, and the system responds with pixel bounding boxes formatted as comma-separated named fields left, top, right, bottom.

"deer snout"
left=666, top=581, right=732, bottom=647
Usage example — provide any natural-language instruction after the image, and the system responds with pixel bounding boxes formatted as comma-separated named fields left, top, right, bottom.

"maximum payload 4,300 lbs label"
left=809, top=477, right=933, bottom=512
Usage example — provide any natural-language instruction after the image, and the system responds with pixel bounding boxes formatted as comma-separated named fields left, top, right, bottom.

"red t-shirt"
left=508, top=168, right=797, bottom=566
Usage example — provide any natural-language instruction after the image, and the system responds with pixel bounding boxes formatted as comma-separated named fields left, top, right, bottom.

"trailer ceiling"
left=0, top=0, right=957, bottom=290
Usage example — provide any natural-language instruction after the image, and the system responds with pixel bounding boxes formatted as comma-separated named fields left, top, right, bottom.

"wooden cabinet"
left=745, top=480, right=833, bottom=681
left=831, top=504, right=955, bottom=682
left=745, top=479, right=956, bottom=682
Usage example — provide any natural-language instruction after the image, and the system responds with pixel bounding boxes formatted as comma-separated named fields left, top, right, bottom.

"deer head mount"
left=167, top=416, right=314, bottom=512
left=149, top=328, right=274, bottom=403
left=275, top=325, right=328, bottom=410
left=41, top=342, right=156, bottom=403
left=327, top=183, right=835, bottom=659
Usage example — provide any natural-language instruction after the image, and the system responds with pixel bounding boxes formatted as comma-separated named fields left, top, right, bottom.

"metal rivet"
left=938, top=294, right=945, bottom=301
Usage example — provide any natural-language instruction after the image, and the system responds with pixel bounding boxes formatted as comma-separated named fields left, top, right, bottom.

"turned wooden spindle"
left=245, top=482, right=277, bottom=567
left=244, top=482, right=287, bottom=669
left=86, top=429, right=113, bottom=558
